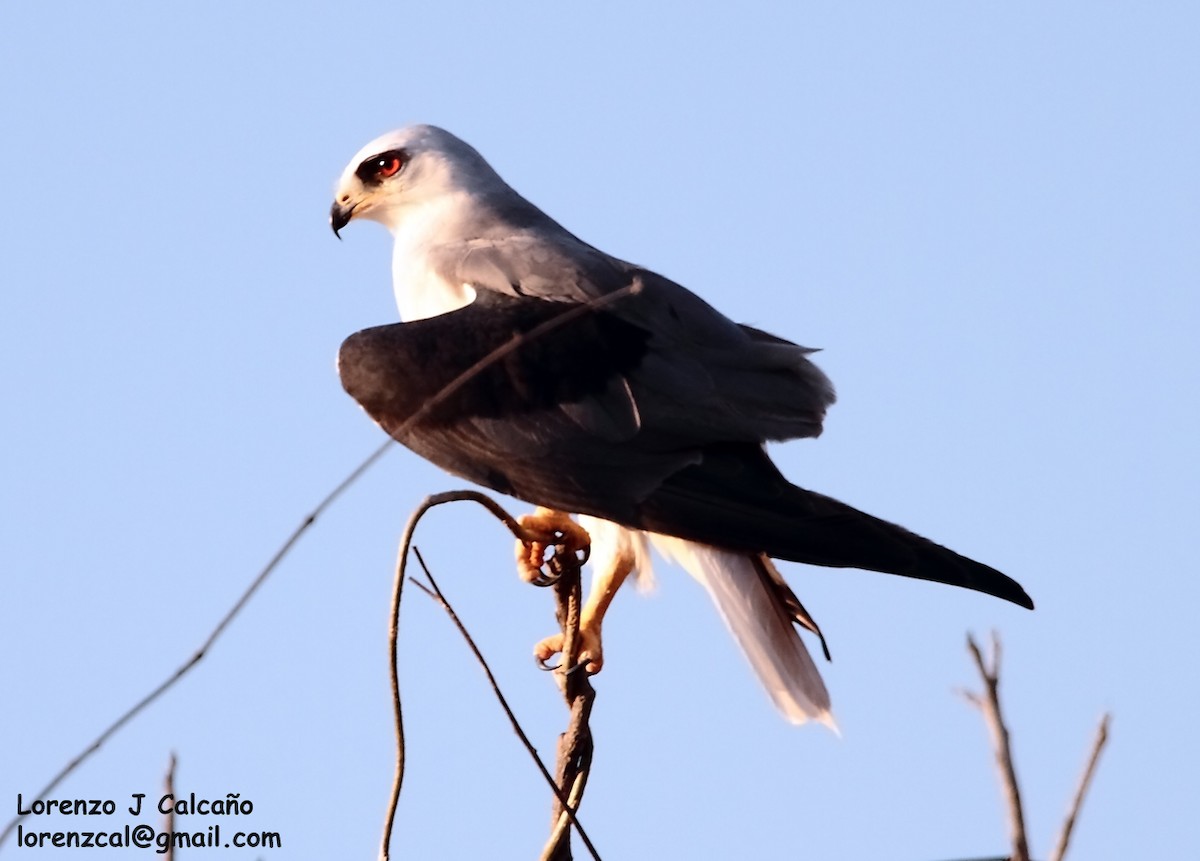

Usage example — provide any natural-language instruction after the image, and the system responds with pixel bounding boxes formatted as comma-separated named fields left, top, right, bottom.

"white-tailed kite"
left=330, top=125, right=1032, bottom=728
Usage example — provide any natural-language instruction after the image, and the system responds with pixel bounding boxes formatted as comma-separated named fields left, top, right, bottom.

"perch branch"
left=541, top=546, right=595, bottom=861
left=2, top=280, right=644, bottom=853
left=1048, top=712, right=1111, bottom=861
left=382, top=492, right=600, bottom=861
left=964, top=631, right=1029, bottom=861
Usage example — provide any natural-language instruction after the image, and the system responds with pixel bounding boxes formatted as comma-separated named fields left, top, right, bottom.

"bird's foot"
left=534, top=624, right=603, bottom=674
left=514, top=507, right=591, bottom=586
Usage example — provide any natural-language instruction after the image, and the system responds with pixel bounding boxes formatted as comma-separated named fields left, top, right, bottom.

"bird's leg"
left=514, top=507, right=592, bottom=585
left=532, top=541, right=636, bottom=674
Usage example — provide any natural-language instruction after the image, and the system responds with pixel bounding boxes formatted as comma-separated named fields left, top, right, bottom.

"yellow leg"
left=530, top=534, right=637, bottom=674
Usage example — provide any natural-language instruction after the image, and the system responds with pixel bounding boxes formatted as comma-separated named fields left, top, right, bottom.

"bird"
left=329, top=124, right=1033, bottom=728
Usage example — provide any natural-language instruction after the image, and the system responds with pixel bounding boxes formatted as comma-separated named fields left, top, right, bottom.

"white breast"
left=388, top=196, right=478, bottom=322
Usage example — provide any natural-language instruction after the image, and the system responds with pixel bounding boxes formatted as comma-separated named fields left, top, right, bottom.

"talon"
left=533, top=633, right=563, bottom=665
left=563, top=660, right=590, bottom=677
left=514, top=508, right=591, bottom=585
left=532, top=628, right=604, bottom=675
left=515, top=538, right=547, bottom=584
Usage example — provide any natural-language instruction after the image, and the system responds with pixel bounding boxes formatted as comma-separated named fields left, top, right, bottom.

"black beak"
left=330, top=201, right=354, bottom=239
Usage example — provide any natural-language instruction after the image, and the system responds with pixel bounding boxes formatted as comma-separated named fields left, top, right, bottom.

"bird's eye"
left=376, top=156, right=402, bottom=178
left=356, top=149, right=407, bottom=185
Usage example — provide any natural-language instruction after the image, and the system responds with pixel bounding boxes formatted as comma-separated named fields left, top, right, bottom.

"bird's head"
left=330, top=124, right=497, bottom=238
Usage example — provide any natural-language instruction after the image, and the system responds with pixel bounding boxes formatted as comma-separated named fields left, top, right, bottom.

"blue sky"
left=3, top=2, right=1197, bottom=858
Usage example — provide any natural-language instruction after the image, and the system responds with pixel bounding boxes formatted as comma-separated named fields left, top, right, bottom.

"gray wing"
left=428, top=228, right=837, bottom=444
left=337, top=291, right=1032, bottom=609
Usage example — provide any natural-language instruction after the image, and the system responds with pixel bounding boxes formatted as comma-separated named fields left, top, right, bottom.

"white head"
left=330, top=124, right=501, bottom=237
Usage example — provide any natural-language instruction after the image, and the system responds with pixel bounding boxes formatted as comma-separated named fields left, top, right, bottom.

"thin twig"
left=0, top=437, right=393, bottom=850
left=162, top=752, right=177, bottom=861
left=965, top=631, right=1029, bottom=861
left=378, top=491, right=535, bottom=861
left=390, top=526, right=600, bottom=861
left=3, top=282, right=642, bottom=852
left=1048, top=712, right=1112, bottom=861
left=542, top=771, right=589, bottom=861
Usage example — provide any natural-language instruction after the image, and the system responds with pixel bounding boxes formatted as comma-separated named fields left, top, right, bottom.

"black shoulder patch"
left=338, top=292, right=651, bottom=430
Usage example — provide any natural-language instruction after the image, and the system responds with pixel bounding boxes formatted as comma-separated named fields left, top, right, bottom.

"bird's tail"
left=650, top=535, right=837, bottom=730
left=639, top=443, right=1034, bottom=610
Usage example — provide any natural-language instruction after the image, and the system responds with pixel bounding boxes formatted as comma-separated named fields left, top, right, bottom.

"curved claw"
left=534, top=653, right=592, bottom=675
left=515, top=540, right=566, bottom=587
left=563, top=660, right=591, bottom=677
left=515, top=508, right=591, bottom=585
left=533, top=628, right=604, bottom=675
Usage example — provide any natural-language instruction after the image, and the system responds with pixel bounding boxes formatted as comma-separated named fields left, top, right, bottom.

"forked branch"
left=964, top=631, right=1029, bottom=861
left=962, top=632, right=1111, bottom=861
left=540, top=539, right=595, bottom=861
left=0, top=273, right=643, bottom=854
left=384, top=491, right=601, bottom=861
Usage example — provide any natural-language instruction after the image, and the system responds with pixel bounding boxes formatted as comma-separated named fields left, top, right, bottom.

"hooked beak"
left=330, top=200, right=355, bottom=239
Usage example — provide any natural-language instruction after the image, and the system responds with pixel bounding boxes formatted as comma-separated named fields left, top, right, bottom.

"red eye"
left=356, top=149, right=408, bottom=185
left=376, top=156, right=403, bottom=178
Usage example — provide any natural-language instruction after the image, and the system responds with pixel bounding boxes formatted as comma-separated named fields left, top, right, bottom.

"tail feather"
left=637, top=443, right=1034, bottom=610
left=650, top=534, right=837, bottom=730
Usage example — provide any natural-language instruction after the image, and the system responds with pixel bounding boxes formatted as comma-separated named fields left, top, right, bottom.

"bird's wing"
left=338, top=290, right=1033, bottom=609
left=429, top=234, right=836, bottom=443
left=338, top=289, right=691, bottom=518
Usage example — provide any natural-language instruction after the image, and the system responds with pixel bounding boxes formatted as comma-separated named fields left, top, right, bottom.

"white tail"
left=650, top=535, right=837, bottom=730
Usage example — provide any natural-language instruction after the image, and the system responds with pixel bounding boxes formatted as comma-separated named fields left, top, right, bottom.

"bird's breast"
left=388, top=199, right=479, bottom=321
left=389, top=247, right=475, bottom=322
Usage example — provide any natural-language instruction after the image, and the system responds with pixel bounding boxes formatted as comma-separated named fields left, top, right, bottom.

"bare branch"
left=956, top=687, right=984, bottom=709
left=381, top=493, right=601, bottom=861
left=162, top=752, right=177, bottom=861
left=2, top=282, right=643, bottom=853
left=0, top=437, right=394, bottom=851
left=378, top=491, right=532, bottom=861
left=541, top=540, right=595, bottom=861
left=1048, top=712, right=1112, bottom=861
left=965, top=631, right=1030, bottom=861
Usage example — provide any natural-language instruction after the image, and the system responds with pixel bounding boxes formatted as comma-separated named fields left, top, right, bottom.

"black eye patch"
left=355, top=149, right=408, bottom=185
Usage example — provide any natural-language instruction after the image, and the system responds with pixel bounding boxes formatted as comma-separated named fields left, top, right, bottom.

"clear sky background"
left=3, top=2, right=1197, bottom=858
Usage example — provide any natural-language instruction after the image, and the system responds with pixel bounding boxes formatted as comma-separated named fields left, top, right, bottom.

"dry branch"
left=1048, top=712, right=1111, bottom=861
left=1, top=282, right=642, bottom=853
left=964, top=631, right=1029, bottom=861
left=540, top=544, right=595, bottom=861
left=385, top=491, right=601, bottom=861
left=961, top=633, right=1112, bottom=861
left=0, top=436, right=393, bottom=852
left=162, top=753, right=177, bottom=861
